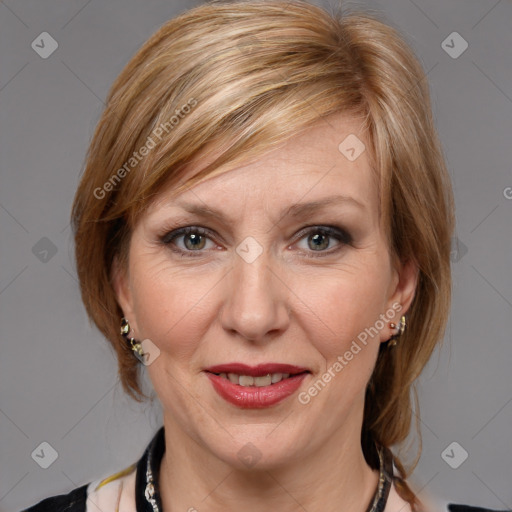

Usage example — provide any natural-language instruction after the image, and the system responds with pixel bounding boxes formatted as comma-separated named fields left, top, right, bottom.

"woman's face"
left=114, top=113, right=417, bottom=469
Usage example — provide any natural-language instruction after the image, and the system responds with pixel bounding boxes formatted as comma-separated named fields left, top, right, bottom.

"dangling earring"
left=120, top=317, right=145, bottom=360
left=387, top=315, right=406, bottom=347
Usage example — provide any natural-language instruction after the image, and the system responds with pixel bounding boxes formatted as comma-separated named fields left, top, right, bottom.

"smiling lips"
left=204, top=363, right=310, bottom=408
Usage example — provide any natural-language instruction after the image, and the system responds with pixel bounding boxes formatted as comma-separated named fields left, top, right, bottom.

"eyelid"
left=159, top=225, right=214, bottom=245
left=291, top=225, right=352, bottom=258
left=159, top=223, right=352, bottom=258
left=293, top=224, right=352, bottom=244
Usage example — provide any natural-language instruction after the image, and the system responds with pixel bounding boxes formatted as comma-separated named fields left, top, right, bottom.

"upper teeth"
left=218, top=373, right=291, bottom=387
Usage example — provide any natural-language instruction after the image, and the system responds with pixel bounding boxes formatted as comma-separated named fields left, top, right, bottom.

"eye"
left=159, top=225, right=352, bottom=258
left=160, top=226, right=218, bottom=256
left=294, top=226, right=352, bottom=257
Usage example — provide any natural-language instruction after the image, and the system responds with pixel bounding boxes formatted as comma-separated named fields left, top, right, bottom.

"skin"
left=113, top=112, right=418, bottom=511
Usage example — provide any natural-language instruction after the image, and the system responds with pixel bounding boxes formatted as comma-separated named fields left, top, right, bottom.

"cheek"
left=294, top=261, right=391, bottom=360
left=129, top=255, right=221, bottom=364
left=295, top=272, right=387, bottom=418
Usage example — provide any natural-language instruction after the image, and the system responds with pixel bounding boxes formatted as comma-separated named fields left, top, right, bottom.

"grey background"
left=1, top=0, right=511, bottom=511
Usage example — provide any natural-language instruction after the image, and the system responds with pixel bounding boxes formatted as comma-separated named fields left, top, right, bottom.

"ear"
left=380, top=257, right=419, bottom=342
left=111, top=255, right=138, bottom=331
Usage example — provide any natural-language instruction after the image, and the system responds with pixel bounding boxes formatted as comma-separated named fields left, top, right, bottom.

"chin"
left=226, top=444, right=296, bottom=472
left=205, top=427, right=302, bottom=471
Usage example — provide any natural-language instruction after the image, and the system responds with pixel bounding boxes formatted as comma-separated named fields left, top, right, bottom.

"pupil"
left=309, top=233, right=328, bottom=251
left=185, top=233, right=205, bottom=250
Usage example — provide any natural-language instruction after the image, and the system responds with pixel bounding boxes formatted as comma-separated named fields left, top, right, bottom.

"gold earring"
left=120, top=317, right=145, bottom=360
left=387, top=315, right=406, bottom=347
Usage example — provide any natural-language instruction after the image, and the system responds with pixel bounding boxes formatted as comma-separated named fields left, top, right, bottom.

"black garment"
left=21, top=427, right=508, bottom=512
left=448, top=507, right=511, bottom=512
left=21, top=428, right=165, bottom=512
left=21, top=485, right=88, bottom=512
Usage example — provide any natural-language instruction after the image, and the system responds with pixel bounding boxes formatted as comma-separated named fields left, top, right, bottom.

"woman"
left=22, top=1, right=500, bottom=511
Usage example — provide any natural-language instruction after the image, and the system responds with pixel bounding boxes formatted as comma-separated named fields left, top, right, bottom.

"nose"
left=220, top=250, right=290, bottom=343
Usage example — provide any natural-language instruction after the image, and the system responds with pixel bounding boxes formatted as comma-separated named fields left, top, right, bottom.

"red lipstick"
left=205, top=363, right=308, bottom=376
left=203, top=363, right=310, bottom=408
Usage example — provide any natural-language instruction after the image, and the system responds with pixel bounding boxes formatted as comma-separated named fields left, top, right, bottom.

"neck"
left=159, top=418, right=380, bottom=512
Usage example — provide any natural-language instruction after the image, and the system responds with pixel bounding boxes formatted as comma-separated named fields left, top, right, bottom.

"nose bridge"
left=221, top=245, right=289, bottom=341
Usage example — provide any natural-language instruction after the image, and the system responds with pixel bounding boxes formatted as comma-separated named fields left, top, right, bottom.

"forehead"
left=149, top=112, right=377, bottom=218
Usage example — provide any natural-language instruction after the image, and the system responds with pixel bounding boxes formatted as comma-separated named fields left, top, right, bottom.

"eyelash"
left=158, top=225, right=352, bottom=259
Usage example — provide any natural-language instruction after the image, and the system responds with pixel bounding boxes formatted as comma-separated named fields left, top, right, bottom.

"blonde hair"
left=71, top=1, right=454, bottom=508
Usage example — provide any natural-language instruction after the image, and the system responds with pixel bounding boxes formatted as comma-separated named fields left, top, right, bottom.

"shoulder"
left=20, top=463, right=137, bottom=512
left=385, top=481, right=413, bottom=512
left=21, top=484, right=88, bottom=512
left=21, top=427, right=163, bottom=512
left=385, top=481, right=510, bottom=512
left=447, top=506, right=512, bottom=512
left=85, top=463, right=137, bottom=511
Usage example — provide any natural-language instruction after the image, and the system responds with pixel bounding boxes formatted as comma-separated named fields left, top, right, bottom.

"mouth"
left=203, top=363, right=310, bottom=408
left=211, top=372, right=300, bottom=386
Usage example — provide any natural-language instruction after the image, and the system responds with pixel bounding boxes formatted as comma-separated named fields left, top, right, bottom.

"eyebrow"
left=173, top=195, right=366, bottom=223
